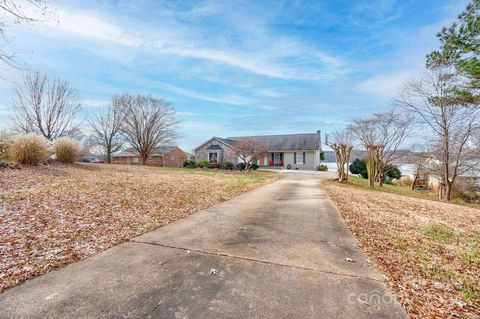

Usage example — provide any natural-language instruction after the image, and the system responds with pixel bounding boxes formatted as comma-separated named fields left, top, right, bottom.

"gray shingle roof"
left=206, top=144, right=223, bottom=150
left=227, top=133, right=320, bottom=151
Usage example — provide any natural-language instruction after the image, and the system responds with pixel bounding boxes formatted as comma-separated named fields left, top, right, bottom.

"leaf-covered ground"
left=0, top=163, right=277, bottom=292
left=323, top=181, right=480, bottom=319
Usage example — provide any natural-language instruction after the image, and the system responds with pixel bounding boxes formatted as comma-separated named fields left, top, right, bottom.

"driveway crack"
left=129, top=240, right=382, bottom=283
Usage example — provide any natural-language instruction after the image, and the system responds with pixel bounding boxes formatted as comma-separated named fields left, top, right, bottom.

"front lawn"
left=323, top=180, right=480, bottom=318
left=0, top=163, right=277, bottom=292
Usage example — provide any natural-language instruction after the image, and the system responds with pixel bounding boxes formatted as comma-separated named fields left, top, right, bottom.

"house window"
left=295, top=152, right=305, bottom=164
left=209, top=152, right=218, bottom=163
left=132, top=157, right=139, bottom=163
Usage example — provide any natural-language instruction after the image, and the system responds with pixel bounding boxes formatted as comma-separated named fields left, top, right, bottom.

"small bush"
left=349, top=158, right=368, bottom=178
left=384, top=178, right=394, bottom=185
left=207, top=163, right=221, bottom=169
left=385, top=164, right=401, bottom=179
left=9, top=134, right=50, bottom=165
left=393, top=177, right=412, bottom=187
left=54, top=138, right=81, bottom=163
left=317, top=164, right=328, bottom=171
left=196, top=160, right=210, bottom=168
left=183, top=160, right=196, bottom=168
left=237, top=162, right=246, bottom=171
left=250, top=163, right=259, bottom=170
left=223, top=162, right=234, bottom=170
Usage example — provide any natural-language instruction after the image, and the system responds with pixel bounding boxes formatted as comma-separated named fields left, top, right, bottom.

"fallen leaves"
left=0, top=163, right=276, bottom=292
left=323, top=181, right=480, bottom=319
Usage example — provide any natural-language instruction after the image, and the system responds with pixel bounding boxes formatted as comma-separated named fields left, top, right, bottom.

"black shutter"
left=303, top=152, right=306, bottom=164
left=294, top=152, right=296, bottom=164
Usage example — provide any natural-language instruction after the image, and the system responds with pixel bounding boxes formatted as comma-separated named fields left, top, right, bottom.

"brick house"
left=112, top=146, right=188, bottom=167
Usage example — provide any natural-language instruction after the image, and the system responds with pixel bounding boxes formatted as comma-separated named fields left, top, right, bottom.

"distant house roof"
left=227, top=133, right=320, bottom=151
left=324, top=150, right=366, bottom=162
left=113, top=146, right=180, bottom=157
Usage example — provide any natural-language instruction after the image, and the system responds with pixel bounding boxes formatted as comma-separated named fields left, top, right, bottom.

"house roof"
left=205, top=144, right=223, bottom=150
left=113, top=146, right=180, bottom=157
left=227, top=133, right=321, bottom=151
left=194, top=132, right=321, bottom=152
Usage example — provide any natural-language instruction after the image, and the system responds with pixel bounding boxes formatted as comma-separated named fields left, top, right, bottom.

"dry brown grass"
left=0, top=163, right=277, bottom=292
left=8, top=134, right=50, bottom=165
left=54, top=138, right=80, bottom=163
left=323, top=181, right=480, bottom=319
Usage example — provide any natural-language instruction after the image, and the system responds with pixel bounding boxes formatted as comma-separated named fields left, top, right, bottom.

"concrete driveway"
left=0, top=172, right=407, bottom=319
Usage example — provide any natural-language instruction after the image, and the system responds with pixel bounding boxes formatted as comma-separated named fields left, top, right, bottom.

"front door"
left=272, top=152, right=283, bottom=165
left=274, top=153, right=281, bottom=164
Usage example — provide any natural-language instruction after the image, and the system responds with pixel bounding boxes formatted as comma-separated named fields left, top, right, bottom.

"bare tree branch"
left=88, top=94, right=127, bottom=163
left=10, top=70, right=81, bottom=140
left=394, top=63, right=480, bottom=200
left=121, top=94, right=178, bottom=165
left=0, top=0, right=50, bottom=68
left=326, top=130, right=354, bottom=182
left=232, top=139, right=268, bottom=169
left=348, top=110, right=412, bottom=187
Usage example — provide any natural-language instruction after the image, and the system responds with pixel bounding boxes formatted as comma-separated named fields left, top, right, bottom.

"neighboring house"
left=422, top=156, right=480, bottom=190
left=112, top=146, right=188, bottom=167
left=194, top=132, right=322, bottom=170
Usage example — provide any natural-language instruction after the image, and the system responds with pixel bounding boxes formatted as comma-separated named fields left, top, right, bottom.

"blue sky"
left=0, top=0, right=469, bottom=151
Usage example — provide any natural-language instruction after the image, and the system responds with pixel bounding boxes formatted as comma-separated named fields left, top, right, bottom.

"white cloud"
left=355, top=70, right=418, bottom=99
left=22, top=4, right=345, bottom=81
left=154, top=81, right=256, bottom=106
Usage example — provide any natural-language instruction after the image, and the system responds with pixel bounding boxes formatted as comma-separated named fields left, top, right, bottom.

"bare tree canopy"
left=232, top=139, right=268, bottom=169
left=11, top=70, right=81, bottom=140
left=326, top=130, right=354, bottom=183
left=121, top=94, right=178, bottom=165
left=88, top=94, right=127, bottom=163
left=1, top=0, right=49, bottom=65
left=395, top=63, right=480, bottom=200
left=348, top=110, right=412, bottom=187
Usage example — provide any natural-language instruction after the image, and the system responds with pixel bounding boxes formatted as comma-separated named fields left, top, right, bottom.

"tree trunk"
left=411, top=175, right=419, bottom=190
left=141, top=153, right=148, bottom=165
left=366, top=145, right=376, bottom=189
left=445, top=182, right=452, bottom=201
left=378, top=167, right=385, bottom=187
left=106, top=152, right=112, bottom=164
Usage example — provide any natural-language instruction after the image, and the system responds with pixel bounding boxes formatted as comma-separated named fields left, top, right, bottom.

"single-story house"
left=113, top=146, right=188, bottom=167
left=194, top=132, right=322, bottom=170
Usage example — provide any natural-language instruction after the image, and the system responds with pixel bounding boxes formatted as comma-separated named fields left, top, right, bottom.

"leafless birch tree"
left=121, top=94, right=178, bottom=165
left=88, top=94, right=127, bottom=163
left=11, top=71, right=81, bottom=140
left=395, top=63, right=480, bottom=201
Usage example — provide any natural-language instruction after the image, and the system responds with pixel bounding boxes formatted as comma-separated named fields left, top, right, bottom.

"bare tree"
left=395, top=63, right=480, bottom=201
left=349, top=111, right=412, bottom=187
left=232, top=139, right=268, bottom=169
left=11, top=71, right=81, bottom=140
left=121, top=94, right=178, bottom=165
left=88, top=95, right=127, bottom=163
left=326, top=130, right=354, bottom=182
left=1, top=1, right=49, bottom=66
